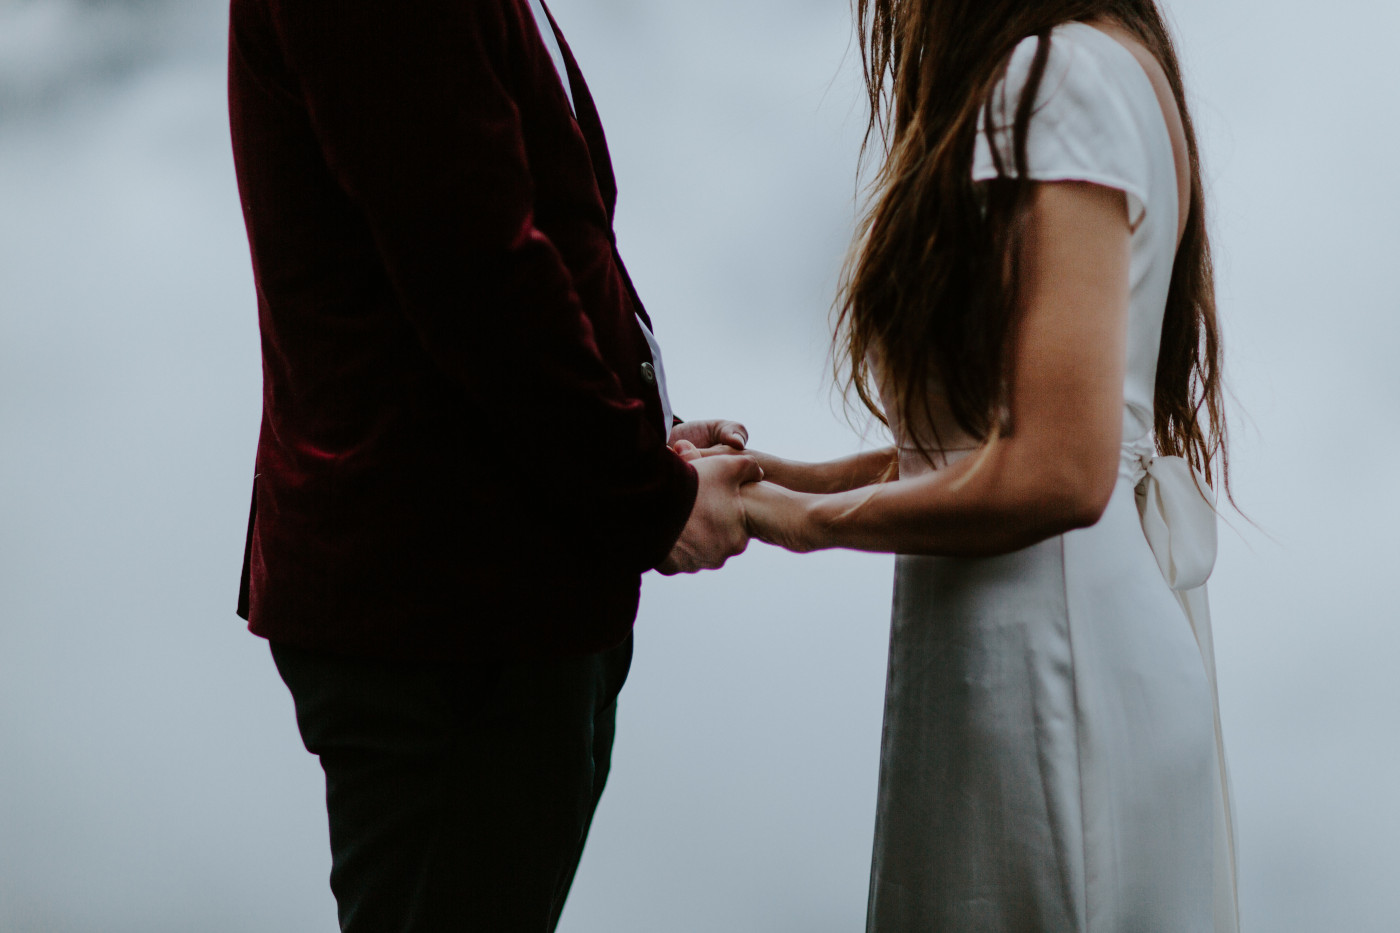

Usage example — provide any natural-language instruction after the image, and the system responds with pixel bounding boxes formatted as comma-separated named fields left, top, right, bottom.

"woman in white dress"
left=703, top=1, right=1239, bottom=929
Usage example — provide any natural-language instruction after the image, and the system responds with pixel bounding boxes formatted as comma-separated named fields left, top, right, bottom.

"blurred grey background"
left=0, top=0, right=1396, bottom=930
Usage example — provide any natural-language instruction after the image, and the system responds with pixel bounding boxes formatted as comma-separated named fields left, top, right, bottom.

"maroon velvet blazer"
left=228, top=0, right=698, bottom=661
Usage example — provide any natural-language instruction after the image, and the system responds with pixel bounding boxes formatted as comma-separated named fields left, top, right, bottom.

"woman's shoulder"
left=976, top=22, right=1171, bottom=228
left=991, top=22, right=1148, bottom=127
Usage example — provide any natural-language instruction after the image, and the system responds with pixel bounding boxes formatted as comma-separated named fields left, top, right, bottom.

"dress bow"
left=1132, top=453, right=1218, bottom=591
left=1122, top=442, right=1238, bottom=930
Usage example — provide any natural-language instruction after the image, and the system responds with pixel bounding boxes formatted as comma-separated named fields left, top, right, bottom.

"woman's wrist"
left=751, top=449, right=895, bottom=495
left=795, top=488, right=835, bottom=552
left=814, top=449, right=897, bottom=494
left=753, top=453, right=819, bottom=493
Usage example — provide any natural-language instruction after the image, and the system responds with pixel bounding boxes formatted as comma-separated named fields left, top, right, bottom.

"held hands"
left=658, top=418, right=757, bottom=575
left=737, top=480, right=822, bottom=554
left=658, top=419, right=851, bottom=571
left=667, top=438, right=897, bottom=496
left=658, top=452, right=763, bottom=574
left=667, top=418, right=749, bottom=452
left=670, top=444, right=819, bottom=555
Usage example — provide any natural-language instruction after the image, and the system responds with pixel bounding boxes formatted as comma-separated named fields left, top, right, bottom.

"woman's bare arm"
left=675, top=443, right=897, bottom=493
left=748, top=447, right=898, bottom=494
left=744, top=181, right=1131, bottom=557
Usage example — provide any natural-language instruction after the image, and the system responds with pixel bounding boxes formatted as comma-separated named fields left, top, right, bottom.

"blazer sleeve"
left=260, top=0, right=696, bottom=571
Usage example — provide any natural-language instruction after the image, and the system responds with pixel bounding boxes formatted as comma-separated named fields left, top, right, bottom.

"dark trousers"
left=271, top=635, right=633, bottom=933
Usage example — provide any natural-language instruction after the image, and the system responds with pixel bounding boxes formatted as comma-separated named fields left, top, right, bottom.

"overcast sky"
left=1, top=1, right=1396, bottom=931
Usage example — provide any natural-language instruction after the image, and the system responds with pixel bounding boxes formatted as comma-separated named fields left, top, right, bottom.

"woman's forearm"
left=759, top=447, right=897, bottom=494
left=797, top=440, right=1112, bottom=557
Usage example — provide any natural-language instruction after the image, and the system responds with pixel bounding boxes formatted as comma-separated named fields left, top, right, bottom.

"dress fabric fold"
left=866, top=23, right=1238, bottom=932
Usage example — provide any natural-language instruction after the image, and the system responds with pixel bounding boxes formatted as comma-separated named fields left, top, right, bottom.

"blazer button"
left=640, top=361, right=657, bottom=386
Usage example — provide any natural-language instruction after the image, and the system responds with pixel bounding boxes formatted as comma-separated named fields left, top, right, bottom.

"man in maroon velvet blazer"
left=228, top=0, right=759, bottom=928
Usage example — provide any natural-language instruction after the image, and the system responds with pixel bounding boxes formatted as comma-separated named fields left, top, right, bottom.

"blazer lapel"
left=536, top=3, right=654, bottom=331
left=539, top=3, right=619, bottom=223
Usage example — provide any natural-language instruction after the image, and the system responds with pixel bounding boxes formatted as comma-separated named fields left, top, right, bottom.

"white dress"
left=866, top=24, right=1238, bottom=933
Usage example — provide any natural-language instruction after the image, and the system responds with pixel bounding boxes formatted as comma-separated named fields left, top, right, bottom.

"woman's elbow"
left=1062, top=485, right=1113, bottom=530
left=958, top=443, right=1119, bottom=553
left=1019, top=456, right=1116, bottom=536
left=1052, top=459, right=1118, bottom=531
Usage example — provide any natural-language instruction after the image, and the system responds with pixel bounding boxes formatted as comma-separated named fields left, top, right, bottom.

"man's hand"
left=668, top=418, right=748, bottom=452
left=658, top=454, right=764, bottom=575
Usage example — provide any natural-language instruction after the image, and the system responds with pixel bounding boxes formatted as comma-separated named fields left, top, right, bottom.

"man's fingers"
left=694, top=452, right=762, bottom=485
left=729, top=534, right=750, bottom=559
left=714, top=455, right=762, bottom=485
left=720, top=422, right=749, bottom=449
left=729, top=454, right=764, bottom=485
left=658, top=549, right=697, bottom=575
left=656, top=450, right=762, bottom=577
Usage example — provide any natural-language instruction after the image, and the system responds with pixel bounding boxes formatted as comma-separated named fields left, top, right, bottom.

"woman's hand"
left=666, top=443, right=823, bottom=553
left=672, top=443, right=897, bottom=494
left=741, top=481, right=824, bottom=553
left=673, top=443, right=806, bottom=487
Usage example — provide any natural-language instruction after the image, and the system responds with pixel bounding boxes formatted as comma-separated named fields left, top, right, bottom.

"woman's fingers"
left=675, top=442, right=758, bottom=462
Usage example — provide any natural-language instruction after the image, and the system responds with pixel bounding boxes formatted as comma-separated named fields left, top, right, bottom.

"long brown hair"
left=836, top=0, right=1230, bottom=496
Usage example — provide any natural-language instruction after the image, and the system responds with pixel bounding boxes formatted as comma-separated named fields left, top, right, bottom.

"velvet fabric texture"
left=228, top=0, right=697, bottom=661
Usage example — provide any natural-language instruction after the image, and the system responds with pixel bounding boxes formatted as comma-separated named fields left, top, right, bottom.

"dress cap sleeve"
left=972, top=27, right=1153, bottom=227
